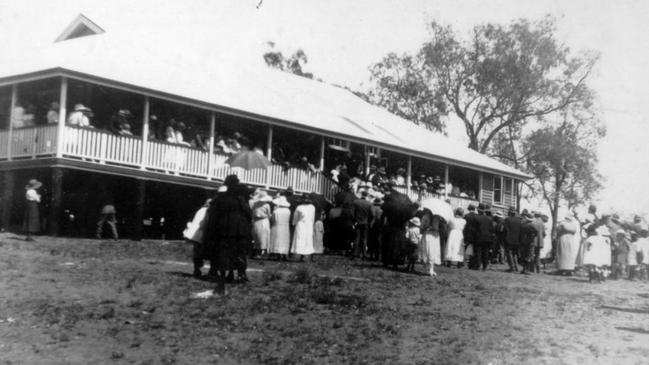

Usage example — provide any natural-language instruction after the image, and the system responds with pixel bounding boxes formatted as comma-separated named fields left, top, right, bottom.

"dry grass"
left=1, top=233, right=649, bottom=364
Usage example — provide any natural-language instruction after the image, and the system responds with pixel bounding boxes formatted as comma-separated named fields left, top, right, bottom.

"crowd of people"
left=182, top=173, right=649, bottom=293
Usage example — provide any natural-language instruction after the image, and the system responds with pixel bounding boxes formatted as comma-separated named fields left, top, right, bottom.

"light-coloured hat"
left=217, top=185, right=228, bottom=193
left=25, top=179, right=42, bottom=189
left=408, top=217, right=421, bottom=226
left=273, top=196, right=291, bottom=208
left=596, top=225, right=610, bottom=236
left=74, top=104, right=91, bottom=112
left=494, top=211, right=504, bottom=218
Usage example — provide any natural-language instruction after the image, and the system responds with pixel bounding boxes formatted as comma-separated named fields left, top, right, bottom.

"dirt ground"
left=0, top=233, right=648, bottom=365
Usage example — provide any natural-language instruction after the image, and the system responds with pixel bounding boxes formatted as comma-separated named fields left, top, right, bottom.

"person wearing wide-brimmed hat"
left=23, top=179, right=42, bottom=241
left=67, top=104, right=93, bottom=127
left=251, top=190, right=273, bottom=256
left=473, top=203, right=494, bottom=271
left=463, top=204, right=479, bottom=269
left=582, top=224, right=612, bottom=283
left=444, top=208, right=466, bottom=268
left=519, top=212, right=538, bottom=274
left=555, top=215, right=580, bottom=275
left=367, top=197, right=384, bottom=261
left=503, top=207, right=522, bottom=272
left=269, top=196, right=291, bottom=259
left=203, top=174, right=252, bottom=293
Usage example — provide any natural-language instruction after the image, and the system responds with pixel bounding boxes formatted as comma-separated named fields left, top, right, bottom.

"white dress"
left=291, top=204, right=316, bottom=255
left=582, top=235, right=611, bottom=267
left=252, top=202, right=272, bottom=251
left=269, top=207, right=291, bottom=254
left=444, top=217, right=466, bottom=262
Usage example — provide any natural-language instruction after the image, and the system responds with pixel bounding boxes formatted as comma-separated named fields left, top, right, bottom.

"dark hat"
left=285, top=186, right=294, bottom=194
left=477, top=203, right=486, bottom=211
left=467, top=204, right=476, bottom=211
left=523, top=212, right=534, bottom=221
left=224, top=174, right=239, bottom=187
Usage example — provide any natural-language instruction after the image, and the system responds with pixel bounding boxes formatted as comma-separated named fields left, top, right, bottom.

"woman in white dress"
left=419, top=209, right=442, bottom=277
left=556, top=216, right=579, bottom=274
left=444, top=208, right=466, bottom=267
left=269, top=196, right=291, bottom=259
left=251, top=193, right=273, bottom=254
left=582, top=225, right=611, bottom=283
left=291, top=198, right=316, bottom=260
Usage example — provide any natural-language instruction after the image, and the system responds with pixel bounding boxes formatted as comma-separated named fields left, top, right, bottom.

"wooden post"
left=206, top=112, right=215, bottom=179
left=134, top=179, right=146, bottom=241
left=0, top=171, right=15, bottom=232
left=478, top=172, right=484, bottom=203
left=406, top=156, right=412, bottom=196
left=364, top=146, right=371, bottom=178
left=7, top=84, right=17, bottom=161
left=444, top=164, right=449, bottom=199
left=48, top=167, right=64, bottom=236
left=319, top=136, right=325, bottom=171
left=265, top=124, right=273, bottom=188
left=55, top=78, right=67, bottom=158
left=140, top=96, right=150, bottom=170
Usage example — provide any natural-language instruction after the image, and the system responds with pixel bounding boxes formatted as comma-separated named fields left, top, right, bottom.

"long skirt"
left=557, top=233, right=579, bottom=270
left=313, top=220, right=324, bottom=254
left=252, top=219, right=271, bottom=251
left=420, top=232, right=441, bottom=265
left=444, top=229, right=464, bottom=262
left=23, top=201, right=40, bottom=233
left=382, top=225, right=406, bottom=266
left=269, top=224, right=290, bottom=255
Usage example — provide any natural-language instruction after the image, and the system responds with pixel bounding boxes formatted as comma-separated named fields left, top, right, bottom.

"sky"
left=2, top=0, right=648, bottom=216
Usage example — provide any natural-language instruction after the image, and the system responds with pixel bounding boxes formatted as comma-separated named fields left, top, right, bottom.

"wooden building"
left=0, top=14, right=529, bottom=239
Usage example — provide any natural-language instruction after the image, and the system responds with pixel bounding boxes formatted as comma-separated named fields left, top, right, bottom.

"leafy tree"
left=523, top=115, right=605, bottom=240
left=368, top=53, right=447, bottom=133
left=263, top=42, right=313, bottom=79
left=369, top=16, right=598, bottom=154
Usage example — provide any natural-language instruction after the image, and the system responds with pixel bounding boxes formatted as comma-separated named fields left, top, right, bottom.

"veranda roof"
left=0, top=12, right=531, bottom=180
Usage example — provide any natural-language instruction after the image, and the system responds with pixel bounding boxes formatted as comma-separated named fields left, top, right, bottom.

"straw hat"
left=595, top=225, right=610, bottom=236
left=408, top=217, right=421, bottom=227
left=25, top=179, right=42, bottom=189
left=273, top=196, right=291, bottom=208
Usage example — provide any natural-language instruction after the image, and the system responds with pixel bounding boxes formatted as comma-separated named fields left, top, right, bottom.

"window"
left=505, top=178, right=513, bottom=196
left=493, top=176, right=503, bottom=205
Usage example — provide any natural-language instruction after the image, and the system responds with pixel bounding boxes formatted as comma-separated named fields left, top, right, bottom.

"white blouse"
left=25, top=188, right=40, bottom=203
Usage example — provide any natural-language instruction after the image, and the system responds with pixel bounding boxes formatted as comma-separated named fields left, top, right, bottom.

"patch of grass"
left=288, top=267, right=314, bottom=284
left=261, top=270, right=283, bottom=285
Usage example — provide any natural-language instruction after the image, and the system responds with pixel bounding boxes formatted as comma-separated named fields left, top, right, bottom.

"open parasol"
left=419, top=197, right=454, bottom=222
left=225, top=149, right=270, bottom=170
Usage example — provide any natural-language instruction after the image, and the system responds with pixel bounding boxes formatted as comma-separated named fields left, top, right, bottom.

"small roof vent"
left=55, top=14, right=104, bottom=42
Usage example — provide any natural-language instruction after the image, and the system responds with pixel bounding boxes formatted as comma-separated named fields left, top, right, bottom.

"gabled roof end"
left=55, top=13, right=105, bottom=42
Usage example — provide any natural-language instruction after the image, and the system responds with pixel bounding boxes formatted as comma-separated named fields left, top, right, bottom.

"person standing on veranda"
left=23, top=179, right=42, bottom=241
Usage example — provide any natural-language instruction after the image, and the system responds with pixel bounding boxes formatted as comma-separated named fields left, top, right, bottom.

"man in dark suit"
left=474, top=203, right=495, bottom=271
left=463, top=204, right=479, bottom=269
left=519, top=212, right=538, bottom=274
left=503, top=207, right=522, bottom=272
left=352, top=191, right=373, bottom=259
left=531, top=211, right=546, bottom=273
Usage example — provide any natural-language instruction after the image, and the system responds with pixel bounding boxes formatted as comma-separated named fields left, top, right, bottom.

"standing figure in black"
left=204, top=175, right=252, bottom=293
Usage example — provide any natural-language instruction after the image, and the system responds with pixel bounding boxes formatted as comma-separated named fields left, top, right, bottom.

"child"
left=627, top=232, right=639, bottom=280
left=405, top=217, right=422, bottom=273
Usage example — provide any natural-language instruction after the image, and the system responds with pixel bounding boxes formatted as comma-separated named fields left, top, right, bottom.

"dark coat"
left=463, top=211, right=479, bottom=244
left=352, top=198, right=373, bottom=225
left=531, top=218, right=546, bottom=248
left=504, top=216, right=523, bottom=246
left=475, top=214, right=494, bottom=244
left=205, top=185, right=252, bottom=241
